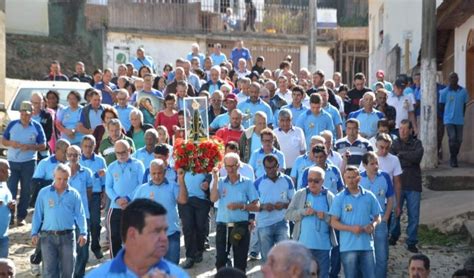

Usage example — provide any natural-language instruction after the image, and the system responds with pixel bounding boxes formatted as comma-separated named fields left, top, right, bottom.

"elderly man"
left=318, top=87, right=343, bottom=140
left=31, top=164, right=87, bottom=278
left=237, top=82, right=273, bottom=129
left=30, top=92, right=53, bottom=161
left=99, top=119, right=135, bottom=165
left=236, top=58, right=251, bottom=80
left=320, top=130, right=343, bottom=170
left=105, top=140, right=145, bottom=257
left=275, top=76, right=292, bottom=104
left=0, top=160, right=14, bottom=258
left=132, top=129, right=159, bottom=172
left=186, top=43, right=205, bottom=69
left=133, top=159, right=188, bottom=264
left=261, top=240, right=316, bottom=278
left=70, top=61, right=92, bottom=83
left=286, top=166, right=337, bottom=278
left=273, top=109, right=306, bottom=175
left=255, top=155, right=294, bottom=262
left=77, top=89, right=109, bottom=135
left=348, top=92, right=385, bottom=138
left=208, top=90, right=227, bottom=125
left=2, top=101, right=46, bottom=226
left=131, top=47, right=155, bottom=73
left=210, top=93, right=238, bottom=131
left=211, top=153, right=259, bottom=271
left=375, top=89, right=397, bottom=131
left=215, top=109, right=245, bottom=144
left=114, top=89, right=136, bottom=132
left=408, top=254, right=430, bottom=278
left=200, top=66, right=225, bottom=95
left=86, top=199, right=189, bottom=277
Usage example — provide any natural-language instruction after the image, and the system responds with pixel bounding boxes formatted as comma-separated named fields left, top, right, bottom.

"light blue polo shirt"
left=250, top=133, right=262, bottom=154
left=301, top=162, right=344, bottom=194
left=133, top=179, right=181, bottom=236
left=115, top=104, right=135, bottom=132
left=80, top=105, right=105, bottom=130
left=360, top=171, right=394, bottom=213
left=57, top=106, right=84, bottom=144
left=85, top=248, right=189, bottom=278
left=348, top=108, right=384, bottom=138
left=184, top=172, right=208, bottom=200
left=328, top=186, right=382, bottom=252
left=299, top=188, right=333, bottom=250
left=0, top=182, right=12, bottom=239
left=237, top=99, right=273, bottom=128
left=69, top=166, right=93, bottom=219
left=31, top=185, right=87, bottom=236
left=439, top=86, right=469, bottom=125
left=132, top=147, right=155, bottom=170
left=210, top=112, right=229, bottom=130
left=3, top=119, right=46, bottom=162
left=281, top=104, right=308, bottom=125
left=33, top=155, right=60, bottom=181
left=211, top=53, right=227, bottom=66
left=80, top=153, right=107, bottom=193
left=296, top=109, right=335, bottom=148
left=249, top=148, right=286, bottom=179
left=323, top=104, right=343, bottom=135
left=290, top=154, right=314, bottom=189
left=94, top=82, right=117, bottom=105
left=143, top=165, right=177, bottom=184
left=105, top=158, right=145, bottom=209
left=216, top=175, right=259, bottom=223
left=254, top=173, right=294, bottom=228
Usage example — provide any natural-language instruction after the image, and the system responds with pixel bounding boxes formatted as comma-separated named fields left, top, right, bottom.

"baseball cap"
left=256, top=56, right=265, bottom=62
left=20, top=101, right=33, bottom=113
left=225, top=93, right=238, bottom=102
left=376, top=70, right=385, bottom=78
left=394, top=79, right=407, bottom=88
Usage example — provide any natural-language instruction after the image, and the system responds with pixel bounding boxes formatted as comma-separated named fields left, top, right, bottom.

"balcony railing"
left=106, top=0, right=331, bottom=39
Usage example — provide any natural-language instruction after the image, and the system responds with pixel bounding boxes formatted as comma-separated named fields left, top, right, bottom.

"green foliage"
left=338, top=15, right=368, bottom=27
left=418, top=225, right=467, bottom=247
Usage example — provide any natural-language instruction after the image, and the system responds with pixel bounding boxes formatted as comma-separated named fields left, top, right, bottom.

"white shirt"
left=237, top=69, right=251, bottom=79
left=359, top=153, right=402, bottom=181
left=387, top=93, right=415, bottom=128
left=273, top=126, right=306, bottom=168
left=335, top=95, right=344, bottom=113
left=328, top=150, right=343, bottom=170
left=276, top=89, right=293, bottom=104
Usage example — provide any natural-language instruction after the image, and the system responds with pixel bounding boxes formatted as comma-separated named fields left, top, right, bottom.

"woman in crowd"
left=155, top=94, right=179, bottom=139
left=55, top=90, right=83, bottom=145
left=127, top=109, right=154, bottom=149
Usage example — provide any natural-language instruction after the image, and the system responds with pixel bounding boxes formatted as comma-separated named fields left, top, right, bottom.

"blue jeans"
left=329, top=230, right=341, bottom=278
left=0, top=237, right=9, bottom=258
left=310, top=249, right=330, bottom=278
left=41, top=231, right=76, bottom=278
left=7, top=160, right=36, bottom=220
left=390, top=190, right=420, bottom=246
left=257, top=220, right=289, bottom=262
left=249, top=228, right=260, bottom=254
left=446, top=124, right=463, bottom=159
left=340, top=251, right=376, bottom=278
left=89, top=193, right=102, bottom=252
left=74, top=220, right=90, bottom=278
left=374, top=221, right=389, bottom=278
left=165, top=231, right=181, bottom=264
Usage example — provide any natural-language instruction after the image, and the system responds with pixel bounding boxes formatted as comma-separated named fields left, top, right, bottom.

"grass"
left=418, top=225, right=467, bottom=247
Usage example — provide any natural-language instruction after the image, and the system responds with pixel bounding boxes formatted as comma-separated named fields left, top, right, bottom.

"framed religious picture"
left=183, top=97, right=209, bottom=142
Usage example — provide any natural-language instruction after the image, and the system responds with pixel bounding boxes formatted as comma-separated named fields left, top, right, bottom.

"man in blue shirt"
left=132, top=129, right=158, bottom=172
left=66, top=145, right=93, bottom=278
left=439, top=72, right=469, bottom=167
left=0, top=160, right=14, bottom=258
left=318, top=87, right=343, bottom=139
left=249, top=128, right=286, bottom=179
left=131, top=73, right=164, bottom=105
left=230, top=40, right=253, bottom=69
left=86, top=199, right=189, bottom=278
left=133, top=159, right=188, bottom=264
left=77, top=90, right=108, bottom=135
left=329, top=166, right=381, bottom=278
left=210, top=152, right=259, bottom=272
left=254, top=155, right=294, bottom=262
left=94, top=68, right=117, bottom=105
left=114, top=89, right=136, bottom=132
left=210, top=43, right=227, bottom=66
left=79, top=135, right=107, bottom=259
left=105, top=140, right=145, bottom=257
left=281, top=85, right=308, bottom=126
left=237, top=82, right=273, bottom=128
left=2, top=101, right=46, bottom=226
left=186, top=43, right=206, bottom=69
left=360, top=152, right=394, bottom=278
left=296, top=94, right=335, bottom=148
left=131, top=47, right=156, bottom=73
left=335, top=119, right=373, bottom=167
left=348, top=92, right=385, bottom=138
left=31, top=164, right=87, bottom=278
left=142, top=144, right=177, bottom=184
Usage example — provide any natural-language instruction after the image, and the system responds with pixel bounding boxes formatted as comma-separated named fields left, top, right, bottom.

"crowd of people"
left=0, top=38, right=470, bottom=278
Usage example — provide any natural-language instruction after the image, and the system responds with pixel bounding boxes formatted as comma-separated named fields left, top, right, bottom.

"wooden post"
left=420, top=0, right=438, bottom=169
left=308, top=0, right=317, bottom=71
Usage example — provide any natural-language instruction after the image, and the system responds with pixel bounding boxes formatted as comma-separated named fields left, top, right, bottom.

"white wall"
left=299, top=45, right=334, bottom=76
left=106, top=32, right=198, bottom=74
left=6, top=0, right=49, bottom=36
left=454, top=15, right=474, bottom=87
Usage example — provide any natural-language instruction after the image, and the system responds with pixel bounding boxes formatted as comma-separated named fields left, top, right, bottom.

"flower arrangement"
left=173, top=138, right=224, bottom=174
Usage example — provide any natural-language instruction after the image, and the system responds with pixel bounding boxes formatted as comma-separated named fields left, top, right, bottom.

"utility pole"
left=420, top=0, right=437, bottom=169
left=308, top=0, right=317, bottom=72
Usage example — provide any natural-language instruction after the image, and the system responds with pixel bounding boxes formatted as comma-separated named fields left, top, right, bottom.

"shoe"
left=388, top=237, right=397, bottom=246
left=93, top=249, right=104, bottom=260
left=17, top=219, right=26, bottom=227
left=407, top=245, right=419, bottom=253
left=248, top=252, right=259, bottom=260
left=194, top=253, right=203, bottom=263
left=31, top=263, right=41, bottom=277
left=181, top=258, right=194, bottom=269
left=204, top=241, right=210, bottom=250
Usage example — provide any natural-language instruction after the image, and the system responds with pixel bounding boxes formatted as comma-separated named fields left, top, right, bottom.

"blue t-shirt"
left=184, top=172, right=208, bottom=200
left=328, top=187, right=382, bottom=252
left=57, top=106, right=84, bottom=144
left=94, top=82, right=117, bottom=105
left=296, top=109, right=335, bottom=148
left=132, top=147, right=155, bottom=170
left=133, top=179, right=181, bottom=236
left=250, top=132, right=262, bottom=154
left=249, top=148, right=286, bottom=179
left=80, top=154, right=107, bottom=193
left=211, top=53, right=228, bottom=66
left=439, top=86, right=469, bottom=125
left=216, top=175, right=259, bottom=223
left=230, top=47, right=252, bottom=67
left=281, top=104, right=308, bottom=126
left=254, top=173, right=294, bottom=228
left=143, top=165, right=177, bottom=184
left=115, top=104, right=135, bottom=132
left=0, top=182, right=12, bottom=238
left=348, top=108, right=384, bottom=138
left=69, top=166, right=93, bottom=219
left=290, top=154, right=314, bottom=189
left=105, top=158, right=145, bottom=209
left=210, top=112, right=230, bottom=130
left=360, top=171, right=394, bottom=213
left=298, top=189, right=333, bottom=250
left=3, top=119, right=46, bottom=162
left=33, top=155, right=60, bottom=181
left=323, top=104, right=343, bottom=135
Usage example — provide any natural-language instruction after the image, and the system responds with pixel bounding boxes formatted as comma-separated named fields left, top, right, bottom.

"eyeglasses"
left=225, top=164, right=238, bottom=168
left=307, top=178, right=322, bottom=184
left=116, top=150, right=128, bottom=156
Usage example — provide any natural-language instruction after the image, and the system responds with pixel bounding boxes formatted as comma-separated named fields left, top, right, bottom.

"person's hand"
left=315, top=211, right=325, bottom=219
left=212, top=167, right=219, bottom=179
left=19, top=144, right=30, bottom=152
left=274, top=202, right=286, bottom=210
left=363, top=224, right=375, bottom=234
left=7, top=201, right=16, bottom=210
left=262, top=203, right=274, bottom=212
left=177, top=168, right=185, bottom=178
left=97, top=169, right=106, bottom=177
left=32, top=235, right=39, bottom=246
left=116, top=198, right=128, bottom=209
left=227, top=202, right=242, bottom=210
left=343, top=150, right=351, bottom=161
left=396, top=206, right=401, bottom=217
left=352, top=225, right=364, bottom=235
left=104, top=85, right=113, bottom=93
left=304, top=207, right=315, bottom=216
left=11, top=141, right=21, bottom=149
left=248, top=220, right=256, bottom=231
left=200, top=181, right=209, bottom=191
left=78, top=235, right=87, bottom=247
